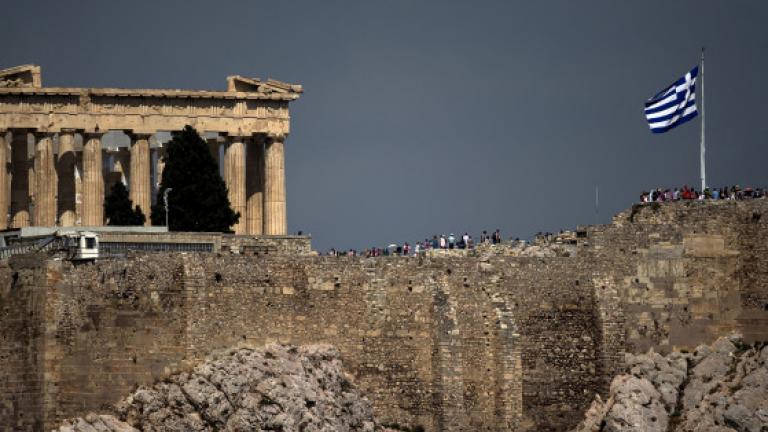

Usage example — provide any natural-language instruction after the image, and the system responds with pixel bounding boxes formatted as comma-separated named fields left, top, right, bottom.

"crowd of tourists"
left=323, top=184, right=767, bottom=257
left=324, top=229, right=504, bottom=257
left=640, top=185, right=765, bottom=202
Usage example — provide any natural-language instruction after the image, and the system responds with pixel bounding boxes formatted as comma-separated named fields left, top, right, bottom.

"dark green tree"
left=104, top=182, right=146, bottom=226
left=150, top=125, right=239, bottom=231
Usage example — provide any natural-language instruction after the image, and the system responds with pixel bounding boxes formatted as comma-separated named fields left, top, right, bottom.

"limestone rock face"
left=573, top=335, right=768, bottom=432
left=602, top=375, right=667, bottom=432
left=54, top=345, right=386, bottom=432
left=55, top=414, right=139, bottom=432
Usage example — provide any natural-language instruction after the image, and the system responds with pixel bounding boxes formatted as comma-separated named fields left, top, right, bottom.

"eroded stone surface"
left=573, top=336, right=768, bottom=432
left=54, top=345, right=388, bottom=432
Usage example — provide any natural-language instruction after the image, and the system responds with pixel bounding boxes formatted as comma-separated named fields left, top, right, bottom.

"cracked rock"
left=573, top=335, right=768, bottom=432
left=54, top=345, right=391, bottom=432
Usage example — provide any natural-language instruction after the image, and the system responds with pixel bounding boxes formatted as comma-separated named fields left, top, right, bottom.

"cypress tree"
left=104, top=182, right=146, bottom=226
left=150, top=125, right=239, bottom=231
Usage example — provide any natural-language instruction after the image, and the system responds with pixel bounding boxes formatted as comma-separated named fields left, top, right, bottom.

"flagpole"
left=700, top=47, right=706, bottom=192
left=595, top=184, right=599, bottom=224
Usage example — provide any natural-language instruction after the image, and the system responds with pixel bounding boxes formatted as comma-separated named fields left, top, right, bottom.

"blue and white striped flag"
left=645, top=66, right=699, bottom=133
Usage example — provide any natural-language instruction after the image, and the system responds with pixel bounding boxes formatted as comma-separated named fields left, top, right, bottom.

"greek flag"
left=645, top=66, right=698, bottom=133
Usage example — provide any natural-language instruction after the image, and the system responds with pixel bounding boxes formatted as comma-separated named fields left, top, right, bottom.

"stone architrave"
left=82, top=133, right=104, bottom=226
left=33, top=133, right=56, bottom=226
left=57, top=131, right=77, bottom=226
left=246, top=135, right=265, bottom=235
left=264, top=135, right=286, bottom=235
left=0, top=131, right=8, bottom=229
left=129, top=134, right=151, bottom=224
left=10, top=130, right=29, bottom=228
left=224, top=137, right=246, bottom=234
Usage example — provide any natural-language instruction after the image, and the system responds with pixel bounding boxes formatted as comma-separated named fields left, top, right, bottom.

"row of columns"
left=215, top=134, right=286, bottom=235
left=0, top=129, right=287, bottom=235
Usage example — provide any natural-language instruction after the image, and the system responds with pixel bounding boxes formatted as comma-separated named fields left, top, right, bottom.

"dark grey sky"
left=3, top=1, right=767, bottom=251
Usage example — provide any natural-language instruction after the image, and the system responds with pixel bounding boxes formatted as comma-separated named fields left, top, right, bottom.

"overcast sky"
left=2, top=1, right=767, bottom=250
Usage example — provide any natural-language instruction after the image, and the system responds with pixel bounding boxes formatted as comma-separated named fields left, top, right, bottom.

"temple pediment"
left=0, top=64, right=41, bottom=88
left=226, top=75, right=303, bottom=94
left=0, top=65, right=302, bottom=99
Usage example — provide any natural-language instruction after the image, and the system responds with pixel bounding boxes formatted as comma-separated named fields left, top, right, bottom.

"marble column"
left=82, top=133, right=104, bottom=226
left=150, top=145, right=165, bottom=207
left=33, top=133, right=57, bottom=226
left=103, top=149, right=120, bottom=194
left=155, top=147, right=165, bottom=189
left=0, top=131, right=8, bottom=230
left=10, top=130, right=30, bottom=228
left=28, top=139, right=35, bottom=220
left=74, top=150, right=83, bottom=226
left=246, top=136, right=265, bottom=235
left=130, top=134, right=151, bottom=224
left=264, top=135, right=287, bottom=235
left=57, top=130, right=77, bottom=226
left=224, top=136, right=246, bottom=234
left=115, top=147, right=130, bottom=186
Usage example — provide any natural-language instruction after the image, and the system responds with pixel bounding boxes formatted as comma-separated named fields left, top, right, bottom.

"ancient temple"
left=0, top=64, right=302, bottom=234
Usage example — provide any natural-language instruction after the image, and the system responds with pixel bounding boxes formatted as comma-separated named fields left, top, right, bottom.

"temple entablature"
left=0, top=64, right=301, bottom=135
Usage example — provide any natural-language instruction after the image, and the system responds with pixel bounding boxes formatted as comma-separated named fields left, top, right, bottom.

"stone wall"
left=2, top=200, right=768, bottom=432
left=0, top=255, right=47, bottom=432
left=40, top=255, right=188, bottom=429
left=219, top=234, right=313, bottom=255
left=33, top=255, right=527, bottom=431
left=0, top=252, right=609, bottom=432
left=589, top=199, right=768, bottom=354
left=494, top=257, right=611, bottom=431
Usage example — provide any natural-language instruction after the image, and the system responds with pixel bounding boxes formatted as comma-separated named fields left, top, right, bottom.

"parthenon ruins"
left=0, top=64, right=302, bottom=234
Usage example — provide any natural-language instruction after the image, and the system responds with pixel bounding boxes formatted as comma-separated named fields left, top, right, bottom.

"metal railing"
left=0, top=236, right=67, bottom=260
left=100, top=242, right=213, bottom=253
left=0, top=236, right=215, bottom=260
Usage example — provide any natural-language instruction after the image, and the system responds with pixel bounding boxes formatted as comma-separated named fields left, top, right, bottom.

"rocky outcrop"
left=54, top=345, right=388, bottom=432
left=574, top=335, right=768, bottom=432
